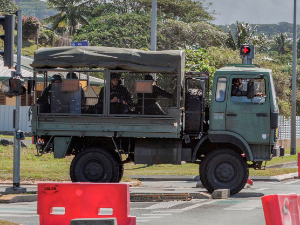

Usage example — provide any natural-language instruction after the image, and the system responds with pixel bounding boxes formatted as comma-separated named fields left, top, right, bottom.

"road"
left=1, top=179, right=300, bottom=225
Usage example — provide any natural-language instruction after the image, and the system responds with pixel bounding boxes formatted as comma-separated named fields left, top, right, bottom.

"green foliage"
left=21, top=16, right=41, bottom=40
left=270, top=33, right=292, bottom=54
left=0, top=0, right=20, bottom=15
left=158, top=20, right=225, bottom=50
left=44, top=0, right=92, bottom=36
left=74, top=12, right=152, bottom=49
left=185, top=48, right=215, bottom=74
left=89, top=0, right=214, bottom=23
left=38, top=29, right=56, bottom=46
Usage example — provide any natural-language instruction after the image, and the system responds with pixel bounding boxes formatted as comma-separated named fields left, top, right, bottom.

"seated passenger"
left=137, top=74, right=174, bottom=115
left=37, top=74, right=62, bottom=113
left=66, top=72, right=86, bottom=113
left=96, top=73, right=133, bottom=114
left=231, top=78, right=247, bottom=96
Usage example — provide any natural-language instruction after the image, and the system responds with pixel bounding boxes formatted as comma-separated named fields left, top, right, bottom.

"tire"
left=200, top=149, right=249, bottom=195
left=70, top=148, right=119, bottom=183
left=117, top=164, right=124, bottom=182
left=185, top=89, right=202, bottom=133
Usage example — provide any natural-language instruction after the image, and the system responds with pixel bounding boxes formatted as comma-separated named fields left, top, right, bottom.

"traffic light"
left=0, top=14, right=15, bottom=68
left=240, top=45, right=251, bottom=56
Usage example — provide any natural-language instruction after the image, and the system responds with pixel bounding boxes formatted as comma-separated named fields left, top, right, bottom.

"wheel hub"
left=215, top=163, right=235, bottom=183
left=84, top=162, right=104, bottom=181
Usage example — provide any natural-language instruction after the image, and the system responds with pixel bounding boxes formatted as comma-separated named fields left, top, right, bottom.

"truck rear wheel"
left=70, top=148, right=119, bottom=182
left=185, top=89, right=202, bottom=133
left=200, top=149, right=248, bottom=195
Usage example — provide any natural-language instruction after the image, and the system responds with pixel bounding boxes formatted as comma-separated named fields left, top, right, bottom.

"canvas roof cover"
left=31, top=46, right=185, bottom=73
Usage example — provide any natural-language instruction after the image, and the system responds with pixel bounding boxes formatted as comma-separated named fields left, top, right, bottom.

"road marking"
left=223, top=200, right=262, bottom=211
left=179, top=200, right=217, bottom=211
left=0, top=210, right=37, bottom=214
left=136, top=219, right=150, bottom=223
left=255, top=188, right=268, bottom=191
left=152, top=210, right=183, bottom=213
left=285, top=180, right=300, bottom=185
left=136, top=216, right=162, bottom=219
left=141, top=214, right=172, bottom=216
left=144, top=201, right=184, bottom=209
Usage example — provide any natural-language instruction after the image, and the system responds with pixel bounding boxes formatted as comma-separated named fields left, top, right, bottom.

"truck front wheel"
left=200, top=149, right=249, bottom=195
left=70, top=148, right=119, bottom=182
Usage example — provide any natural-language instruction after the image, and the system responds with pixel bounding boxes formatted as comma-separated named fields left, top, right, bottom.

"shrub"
left=22, top=16, right=42, bottom=40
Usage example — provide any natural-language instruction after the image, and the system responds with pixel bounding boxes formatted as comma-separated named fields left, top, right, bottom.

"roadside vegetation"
left=0, top=220, right=19, bottom=225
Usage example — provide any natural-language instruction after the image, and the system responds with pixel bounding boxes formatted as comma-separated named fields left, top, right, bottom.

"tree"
left=74, top=13, right=152, bottom=49
left=226, top=21, right=260, bottom=50
left=89, top=0, right=215, bottom=23
left=158, top=19, right=225, bottom=50
left=271, top=33, right=292, bottom=54
left=0, top=0, right=20, bottom=15
left=44, top=0, right=94, bottom=36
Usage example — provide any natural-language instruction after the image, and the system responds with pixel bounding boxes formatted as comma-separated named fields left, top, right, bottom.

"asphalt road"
left=1, top=179, right=300, bottom=225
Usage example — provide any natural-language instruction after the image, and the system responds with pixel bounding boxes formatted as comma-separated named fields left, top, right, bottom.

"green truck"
left=30, top=46, right=281, bottom=195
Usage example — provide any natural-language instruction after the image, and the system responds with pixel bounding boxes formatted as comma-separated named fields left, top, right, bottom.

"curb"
left=128, top=173, right=299, bottom=182
left=0, top=194, right=37, bottom=203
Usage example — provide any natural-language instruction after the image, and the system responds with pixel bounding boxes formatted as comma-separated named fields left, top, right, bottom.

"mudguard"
left=192, top=131, right=253, bottom=161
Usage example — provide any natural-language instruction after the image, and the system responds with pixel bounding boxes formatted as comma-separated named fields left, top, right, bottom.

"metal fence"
left=0, top=106, right=31, bottom=133
left=278, top=115, right=300, bottom=140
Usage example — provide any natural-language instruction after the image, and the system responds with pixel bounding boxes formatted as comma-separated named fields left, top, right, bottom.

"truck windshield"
left=269, top=73, right=278, bottom=111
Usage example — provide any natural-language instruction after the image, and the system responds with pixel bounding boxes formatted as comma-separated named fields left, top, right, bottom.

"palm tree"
left=272, top=33, right=291, bottom=54
left=44, top=0, right=94, bottom=36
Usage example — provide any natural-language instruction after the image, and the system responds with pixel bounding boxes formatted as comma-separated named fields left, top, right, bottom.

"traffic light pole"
left=5, top=10, right=26, bottom=194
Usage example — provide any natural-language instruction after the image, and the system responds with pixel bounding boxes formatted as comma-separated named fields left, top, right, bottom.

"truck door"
left=226, top=75, right=270, bottom=144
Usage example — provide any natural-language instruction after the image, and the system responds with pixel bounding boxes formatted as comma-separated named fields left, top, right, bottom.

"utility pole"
left=291, top=0, right=297, bottom=155
left=5, top=10, right=26, bottom=194
left=150, top=0, right=157, bottom=51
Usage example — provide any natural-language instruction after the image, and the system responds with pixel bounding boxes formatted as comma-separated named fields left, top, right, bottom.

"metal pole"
left=6, top=10, right=26, bottom=193
left=150, top=0, right=157, bottom=51
left=291, top=0, right=297, bottom=155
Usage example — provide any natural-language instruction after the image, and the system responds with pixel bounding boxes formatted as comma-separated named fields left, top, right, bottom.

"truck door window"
left=215, top=77, right=227, bottom=102
left=231, top=78, right=266, bottom=103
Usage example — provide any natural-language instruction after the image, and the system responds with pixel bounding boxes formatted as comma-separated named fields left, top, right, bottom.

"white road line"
left=144, top=201, right=185, bottom=209
left=141, top=214, right=172, bottom=216
left=136, top=219, right=150, bottom=223
left=137, top=216, right=162, bottom=219
left=152, top=210, right=183, bottom=213
left=285, top=180, right=300, bottom=185
left=179, top=200, right=217, bottom=211
left=255, top=188, right=268, bottom=191
left=223, top=200, right=262, bottom=211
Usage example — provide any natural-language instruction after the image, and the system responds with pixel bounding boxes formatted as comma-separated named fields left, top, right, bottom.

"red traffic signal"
left=240, top=45, right=251, bottom=56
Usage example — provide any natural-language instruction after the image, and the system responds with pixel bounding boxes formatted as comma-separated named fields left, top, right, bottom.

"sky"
left=208, top=0, right=299, bottom=25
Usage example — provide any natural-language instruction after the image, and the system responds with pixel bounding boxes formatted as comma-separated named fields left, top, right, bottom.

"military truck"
left=30, top=46, right=281, bottom=195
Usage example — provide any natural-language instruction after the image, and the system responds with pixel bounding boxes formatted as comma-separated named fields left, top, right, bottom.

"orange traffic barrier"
left=37, top=183, right=136, bottom=225
left=261, top=194, right=300, bottom=225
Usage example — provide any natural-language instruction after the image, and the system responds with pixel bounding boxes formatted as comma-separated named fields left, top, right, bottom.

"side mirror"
left=27, top=78, right=35, bottom=95
left=247, top=81, right=254, bottom=99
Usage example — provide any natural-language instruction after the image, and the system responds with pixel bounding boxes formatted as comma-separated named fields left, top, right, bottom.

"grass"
left=0, top=145, right=298, bottom=182
left=0, top=135, right=31, bottom=141
left=0, top=220, right=19, bottom=225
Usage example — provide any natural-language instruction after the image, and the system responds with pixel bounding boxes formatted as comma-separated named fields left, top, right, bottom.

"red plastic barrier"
left=298, top=153, right=300, bottom=179
left=262, top=194, right=300, bottom=225
left=37, top=183, right=136, bottom=225
left=247, top=178, right=253, bottom=185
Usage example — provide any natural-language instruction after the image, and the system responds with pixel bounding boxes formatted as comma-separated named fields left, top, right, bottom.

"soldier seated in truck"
left=231, top=78, right=247, bottom=96
left=66, top=72, right=86, bottom=113
left=97, top=73, right=133, bottom=114
left=136, top=74, right=174, bottom=115
left=36, top=74, right=62, bottom=113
